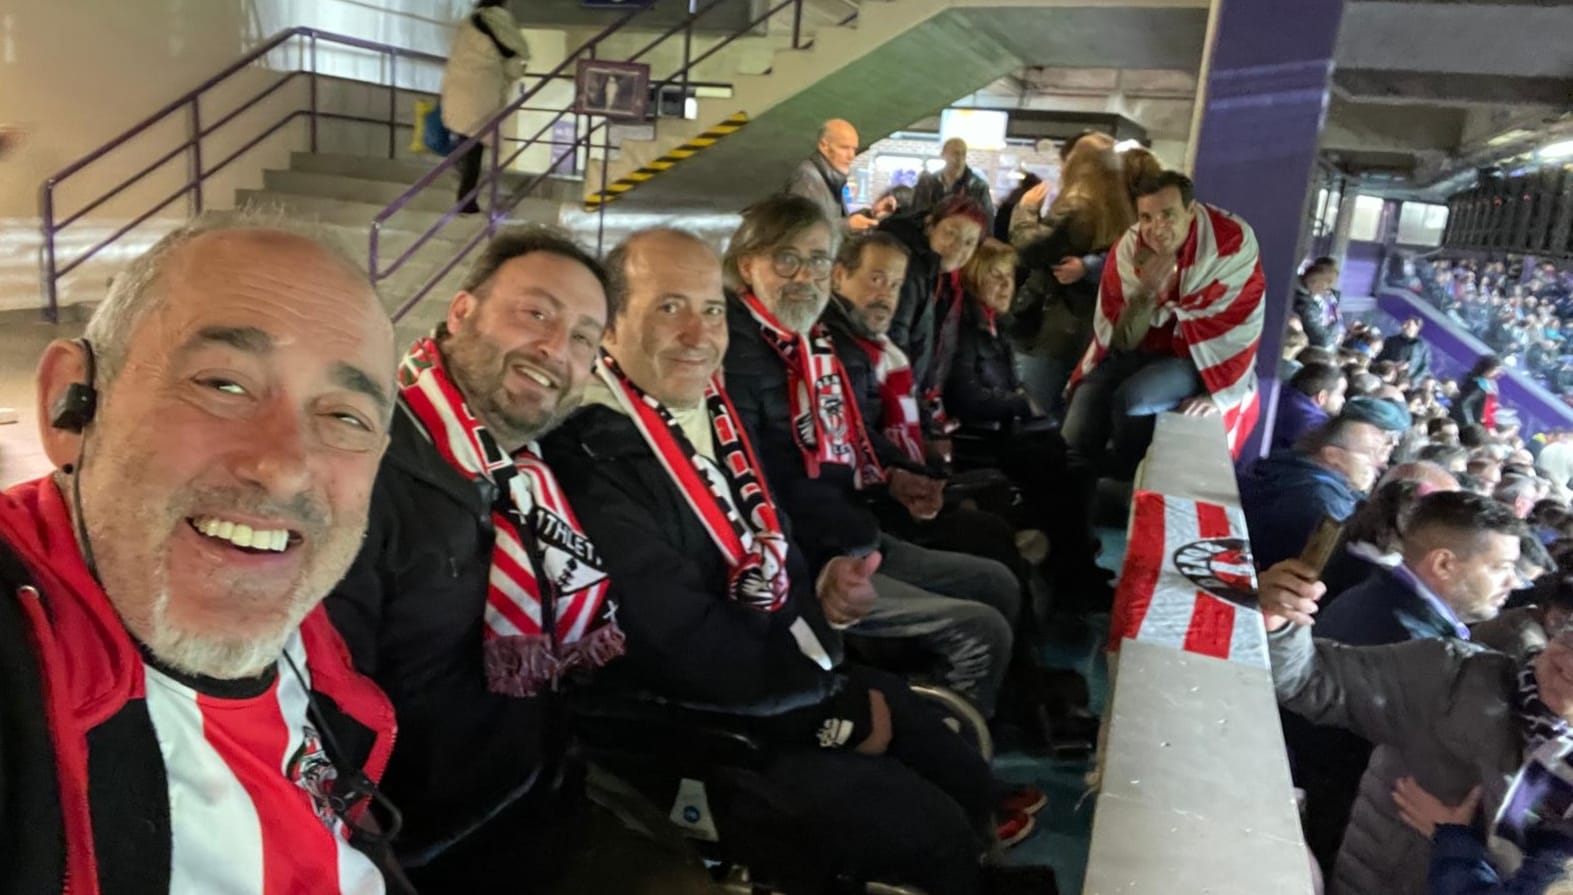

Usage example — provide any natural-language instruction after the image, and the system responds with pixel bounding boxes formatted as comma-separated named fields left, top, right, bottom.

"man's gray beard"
left=145, top=585, right=309, bottom=680
left=775, top=291, right=830, bottom=335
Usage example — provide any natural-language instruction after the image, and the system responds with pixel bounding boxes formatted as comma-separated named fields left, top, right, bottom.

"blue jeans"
left=1061, top=351, right=1202, bottom=478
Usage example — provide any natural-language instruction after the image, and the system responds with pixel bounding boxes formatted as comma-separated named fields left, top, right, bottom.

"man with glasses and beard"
left=719, top=195, right=1020, bottom=731
left=326, top=227, right=716, bottom=892
left=0, top=214, right=406, bottom=892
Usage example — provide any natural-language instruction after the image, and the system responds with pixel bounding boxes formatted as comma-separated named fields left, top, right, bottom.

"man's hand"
left=1178, top=395, right=1219, bottom=417
left=1052, top=256, right=1086, bottom=285
left=889, top=468, right=943, bottom=521
left=848, top=213, right=880, bottom=232
left=1257, top=558, right=1326, bottom=632
left=818, top=551, right=881, bottom=626
left=854, top=688, right=893, bottom=755
left=1136, top=250, right=1178, bottom=297
left=1392, top=777, right=1480, bottom=838
left=872, top=195, right=899, bottom=217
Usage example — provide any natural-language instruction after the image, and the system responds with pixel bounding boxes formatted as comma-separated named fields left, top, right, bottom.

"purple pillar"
left=1190, top=0, right=1347, bottom=459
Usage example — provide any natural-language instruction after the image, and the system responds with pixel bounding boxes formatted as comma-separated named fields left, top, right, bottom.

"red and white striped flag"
left=1109, top=490, right=1268, bottom=668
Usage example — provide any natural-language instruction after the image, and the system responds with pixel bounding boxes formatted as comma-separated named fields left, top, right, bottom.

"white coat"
left=440, top=6, right=530, bottom=139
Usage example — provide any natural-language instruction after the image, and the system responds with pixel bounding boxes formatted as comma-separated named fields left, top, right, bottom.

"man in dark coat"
left=1238, top=416, right=1388, bottom=570
left=325, top=227, right=715, bottom=892
left=543, top=227, right=1055, bottom=894
left=1375, top=317, right=1432, bottom=380
left=1272, top=362, right=1346, bottom=452
left=1286, top=491, right=1525, bottom=877
left=911, top=137, right=996, bottom=223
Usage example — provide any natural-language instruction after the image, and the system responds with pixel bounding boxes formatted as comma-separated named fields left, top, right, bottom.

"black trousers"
left=455, top=136, right=484, bottom=210
left=730, top=667, right=993, bottom=895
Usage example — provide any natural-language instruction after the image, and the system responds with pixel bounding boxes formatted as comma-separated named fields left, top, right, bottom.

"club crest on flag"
left=1173, top=537, right=1258, bottom=607
left=1110, top=491, right=1269, bottom=668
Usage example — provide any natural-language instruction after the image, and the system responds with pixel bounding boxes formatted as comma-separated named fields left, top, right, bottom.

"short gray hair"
left=86, top=209, right=369, bottom=385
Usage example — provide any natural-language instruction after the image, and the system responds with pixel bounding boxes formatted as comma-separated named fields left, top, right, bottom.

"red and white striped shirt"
left=143, top=631, right=385, bottom=895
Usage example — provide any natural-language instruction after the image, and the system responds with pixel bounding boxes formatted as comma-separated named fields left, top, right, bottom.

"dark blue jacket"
left=1237, top=451, right=1361, bottom=570
left=1429, top=823, right=1573, bottom=895
left=1272, top=388, right=1331, bottom=452
left=1316, top=565, right=1464, bottom=646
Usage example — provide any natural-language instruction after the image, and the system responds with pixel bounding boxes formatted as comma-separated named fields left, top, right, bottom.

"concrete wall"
left=0, top=0, right=465, bottom=314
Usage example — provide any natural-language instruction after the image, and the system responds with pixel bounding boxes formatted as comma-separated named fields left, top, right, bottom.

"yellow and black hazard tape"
left=583, top=111, right=750, bottom=211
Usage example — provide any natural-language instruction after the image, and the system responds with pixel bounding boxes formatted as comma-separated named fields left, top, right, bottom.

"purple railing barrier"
left=375, top=0, right=853, bottom=322
left=37, top=27, right=445, bottom=322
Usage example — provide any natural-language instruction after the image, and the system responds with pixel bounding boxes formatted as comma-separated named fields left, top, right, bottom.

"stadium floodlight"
left=1538, top=139, right=1573, bottom=161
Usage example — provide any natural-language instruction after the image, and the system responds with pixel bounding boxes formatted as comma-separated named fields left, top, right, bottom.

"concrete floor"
left=0, top=314, right=80, bottom=489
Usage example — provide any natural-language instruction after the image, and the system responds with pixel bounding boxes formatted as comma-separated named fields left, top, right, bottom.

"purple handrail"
left=375, top=0, right=854, bottom=322
left=38, top=26, right=446, bottom=322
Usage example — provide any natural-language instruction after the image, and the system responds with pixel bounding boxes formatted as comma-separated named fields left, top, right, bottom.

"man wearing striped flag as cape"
left=1062, top=170, right=1266, bottom=476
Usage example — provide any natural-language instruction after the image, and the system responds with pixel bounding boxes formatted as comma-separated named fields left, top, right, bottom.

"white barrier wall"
left=1083, top=413, right=1312, bottom=895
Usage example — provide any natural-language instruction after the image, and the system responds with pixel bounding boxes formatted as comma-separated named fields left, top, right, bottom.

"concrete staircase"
left=232, top=150, right=744, bottom=345
left=589, top=0, right=1209, bottom=211
left=235, top=151, right=586, bottom=344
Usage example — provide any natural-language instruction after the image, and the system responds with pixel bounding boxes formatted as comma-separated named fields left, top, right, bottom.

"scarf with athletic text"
left=849, top=332, right=925, bottom=466
left=398, top=337, right=623, bottom=696
left=738, top=290, right=884, bottom=487
left=595, top=352, right=791, bottom=610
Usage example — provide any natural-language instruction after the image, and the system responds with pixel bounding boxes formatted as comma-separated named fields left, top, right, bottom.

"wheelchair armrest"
left=569, top=691, right=771, bottom=770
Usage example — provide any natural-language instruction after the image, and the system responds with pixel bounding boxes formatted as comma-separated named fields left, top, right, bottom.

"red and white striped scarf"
left=594, top=352, right=791, bottom=610
left=849, top=331, right=925, bottom=466
left=398, top=337, right=623, bottom=697
left=1071, top=203, right=1267, bottom=456
left=738, top=290, right=885, bottom=487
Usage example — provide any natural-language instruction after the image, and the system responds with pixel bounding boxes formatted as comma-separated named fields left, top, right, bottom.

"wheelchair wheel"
left=908, top=683, right=994, bottom=761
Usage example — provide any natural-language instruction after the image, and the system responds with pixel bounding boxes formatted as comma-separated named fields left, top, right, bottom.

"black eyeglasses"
left=770, top=250, right=833, bottom=279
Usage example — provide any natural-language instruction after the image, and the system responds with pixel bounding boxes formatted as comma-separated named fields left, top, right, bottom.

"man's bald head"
left=817, top=119, right=860, bottom=175
left=1378, top=460, right=1460, bottom=495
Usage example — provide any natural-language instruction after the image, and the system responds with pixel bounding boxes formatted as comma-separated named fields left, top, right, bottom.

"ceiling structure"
left=954, top=0, right=1570, bottom=200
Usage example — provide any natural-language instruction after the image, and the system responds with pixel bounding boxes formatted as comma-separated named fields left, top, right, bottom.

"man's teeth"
left=193, top=517, right=289, bottom=552
left=518, top=366, right=555, bottom=389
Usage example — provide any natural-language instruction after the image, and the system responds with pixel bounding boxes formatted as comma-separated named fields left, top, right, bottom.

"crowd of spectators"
left=1392, top=255, right=1573, bottom=403
left=1252, top=261, right=1573, bottom=894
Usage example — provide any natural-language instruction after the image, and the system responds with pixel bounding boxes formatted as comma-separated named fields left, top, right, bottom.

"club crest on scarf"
left=286, top=724, right=358, bottom=839
left=738, top=290, right=884, bottom=488
left=399, top=336, right=624, bottom=697
left=596, top=352, right=791, bottom=611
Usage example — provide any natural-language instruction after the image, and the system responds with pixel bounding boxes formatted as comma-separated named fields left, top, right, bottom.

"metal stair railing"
left=37, top=27, right=446, bottom=322
left=376, top=0, right=863, bottom=323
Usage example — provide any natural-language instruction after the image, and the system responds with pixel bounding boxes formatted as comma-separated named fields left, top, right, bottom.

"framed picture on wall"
left=575, top=59, right=650, bottom=122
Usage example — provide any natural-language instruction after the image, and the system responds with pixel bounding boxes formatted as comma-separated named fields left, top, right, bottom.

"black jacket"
left=325, top=406, right=580, bottom=880
left=541, top=405, right=872, bottom=748
left=946, top=297, right=1034, bottom=425
left=723, top=294, right=881, bottom=568
left=880, top=213, right=946, bottom=415
left=1009, top=205, right=1103, bottom=360
left=911, top=168, right=995, bottom=223
left=1375, top=333, right=1432, bottom=380
left=1451, top=377, right=1494, bottom=428
left=1293, top=283, right=1340, bottom=349
left=821, top=296, right=942, bottom=477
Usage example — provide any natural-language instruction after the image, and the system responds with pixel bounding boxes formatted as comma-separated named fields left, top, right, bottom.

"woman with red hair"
left=879, top=195, right=991, bottom=441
